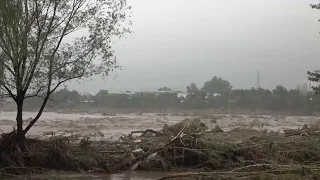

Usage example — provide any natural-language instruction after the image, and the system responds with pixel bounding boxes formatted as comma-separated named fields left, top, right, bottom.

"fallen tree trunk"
left=129, top=129, right=163, bottom=137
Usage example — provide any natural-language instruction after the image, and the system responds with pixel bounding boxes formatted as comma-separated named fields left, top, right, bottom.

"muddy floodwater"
left=0, top=111, right=320, bottom=140
left=0, top=111, right=190, bottom=140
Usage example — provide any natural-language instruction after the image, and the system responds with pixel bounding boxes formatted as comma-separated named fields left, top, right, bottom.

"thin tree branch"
left=0, top=80, right=16, bottom=101
left=22, top=1, right=56, bottom=91
left=24, top=84, right=48, bottom=99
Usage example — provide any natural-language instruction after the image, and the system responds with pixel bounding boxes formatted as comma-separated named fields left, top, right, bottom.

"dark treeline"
left=22, top=76, right=320, bottom=115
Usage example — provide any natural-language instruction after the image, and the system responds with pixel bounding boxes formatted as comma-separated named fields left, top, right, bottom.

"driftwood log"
left=283, top=124, right=320, bottom=137
left=129, top=129, right=163, bottom=137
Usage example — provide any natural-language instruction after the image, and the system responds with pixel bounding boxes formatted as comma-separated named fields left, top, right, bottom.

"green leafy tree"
left=0, top=0, right=131, bottom=148
left=48, top=88, right=80, bottom=109
left=69, top=90, right=80, bottom=103
left=52, top=88, right=70, bottom=101
left=230, top=89, right=248, bottom=112
left=158, top=87, right=172, bottom=91
left=273, top=85, right=288, bottom=96
left=286, top=89, right=304, bottom=111
left=269, top=85, right=288, bottom=111
left=186, top=83, right=199, bottom=93
left=156, top=92, right=178, bottom=112
left=308, top=70, right=320, bottom=93
left=201, top=76, right=232, bottom=93
left=95, top=89, right=109, bottom=104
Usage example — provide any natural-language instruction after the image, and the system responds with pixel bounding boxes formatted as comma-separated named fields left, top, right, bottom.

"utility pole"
left=256, top=70, right=261, bottom=89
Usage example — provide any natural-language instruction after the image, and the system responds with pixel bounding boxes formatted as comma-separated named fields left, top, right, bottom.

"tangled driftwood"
left=128, top=118, right=209, bottom=138
left=284, top=124, right=320, bottom=137
left=110, top=123, right=190, bottom=171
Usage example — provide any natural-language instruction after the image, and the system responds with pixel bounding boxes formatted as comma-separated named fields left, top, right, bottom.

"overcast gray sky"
left=69, top=0, right=320, bottom=94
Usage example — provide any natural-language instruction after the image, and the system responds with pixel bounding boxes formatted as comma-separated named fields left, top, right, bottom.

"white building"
left=297, top=80, right=320, bottom=94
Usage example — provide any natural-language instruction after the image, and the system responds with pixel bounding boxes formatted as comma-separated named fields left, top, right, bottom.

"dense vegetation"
left=20, top=76, right=320, bottom=115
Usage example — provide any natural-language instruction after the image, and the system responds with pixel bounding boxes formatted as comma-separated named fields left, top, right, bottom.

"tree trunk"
left=16, top=99, right=26, bottom=150
left=24, top=95, right=50, bottom=134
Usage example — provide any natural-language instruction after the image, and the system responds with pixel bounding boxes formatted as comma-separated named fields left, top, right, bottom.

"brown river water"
left=1, top=111, right=317, bottom=139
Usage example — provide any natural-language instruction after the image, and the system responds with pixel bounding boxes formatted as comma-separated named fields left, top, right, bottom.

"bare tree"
left=0, top=0, right=131, bottom=148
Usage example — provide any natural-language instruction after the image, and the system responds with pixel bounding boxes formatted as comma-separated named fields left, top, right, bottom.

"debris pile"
left=162, top=118, right=209, bottom=136
left=1, top=118, right=320, bottom=179
left=284, top=124, right=320, bottom=137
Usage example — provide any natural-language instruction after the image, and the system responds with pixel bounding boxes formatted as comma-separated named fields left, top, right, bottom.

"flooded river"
left=0, top=111, right=188, bottom=139
left=0, top=111, right=319, bottom=140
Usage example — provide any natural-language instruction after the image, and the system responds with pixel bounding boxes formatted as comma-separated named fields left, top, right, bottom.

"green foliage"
left=158, top=87, right=172, bottom=91
left=19, top=76, right=320, bottom=115
left=186, top=83, right=200, bottom=93
left=21, top=83, right=319, bottom=115
left=202, top=76, right=232, bottom=93
left=311, top=3, right=320, bottom=9
left=308, top=71, right=320, bottom=93
left=94, top=90, right=109, bottom=104
left=52, top=88, right=80, bottom=103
